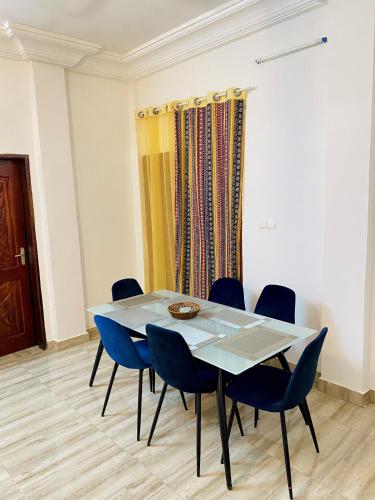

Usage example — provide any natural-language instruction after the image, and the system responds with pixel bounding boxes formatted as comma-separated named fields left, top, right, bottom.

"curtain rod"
left=255, top=36, right=328, bottom=65
left=137, top=85, right=256, bottom=118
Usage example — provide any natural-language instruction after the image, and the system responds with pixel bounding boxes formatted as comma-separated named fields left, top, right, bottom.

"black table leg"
left=216, top=368, right=232, bottom=490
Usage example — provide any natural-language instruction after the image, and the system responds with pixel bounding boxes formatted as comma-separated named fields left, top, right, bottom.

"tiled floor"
left=1, top=340, right=375, bottom=499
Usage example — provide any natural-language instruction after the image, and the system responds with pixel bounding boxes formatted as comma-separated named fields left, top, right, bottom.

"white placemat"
left=200, top=308, right=265, bottom=329
left=168, top=322, right=214, bottom=346
left=102, top=308, right=165, bottom=328
left=112, top=293, right=163, bottom=309
left=217, top=326, right=297, bottom=361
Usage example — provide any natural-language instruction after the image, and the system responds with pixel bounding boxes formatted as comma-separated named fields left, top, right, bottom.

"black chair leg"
left=277, top=352, right=291, bottom=372
left=280, top=411, right=293, bottom=499
left=303, top=400, right=319, bottom=453
left=101, top=362, right=118, bottom=417
left=254, top=407, right=259, bottom=427
left=180, top=391, right=188, bottom=410
left=89, top=340, right=104, bottom=387
left=277, top=353, right=308, bottom=426
left=221, top=400, right=236, bottom=464
left=196, top=392, right=201, bottom=477
left=234, top=403, right=244, bottom=436
left=195, top=393, right=197, bottom=415
left=148, top=382, right=168, bottom=446
left=298, top=401, right=309, bottom=426
left=152, top=369, right=156, bottom=393
left=148, top=368, right=153, bottom=393
left=137, top=369, right=144, bottom=441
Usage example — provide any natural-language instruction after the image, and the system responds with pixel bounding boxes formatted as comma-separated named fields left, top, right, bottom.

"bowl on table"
left=168, top=302, right=200, bottom=320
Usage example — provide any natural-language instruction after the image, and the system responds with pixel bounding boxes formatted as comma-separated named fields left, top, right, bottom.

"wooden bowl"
left=168, top=302, right=200, bottom=320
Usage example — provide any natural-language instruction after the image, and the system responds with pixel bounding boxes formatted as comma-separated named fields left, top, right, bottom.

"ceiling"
left=0, top=0, right=230, bottom=52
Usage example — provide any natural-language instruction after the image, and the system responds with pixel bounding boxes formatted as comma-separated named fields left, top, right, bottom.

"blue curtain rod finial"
left=322, top=36, right=328, bottom=43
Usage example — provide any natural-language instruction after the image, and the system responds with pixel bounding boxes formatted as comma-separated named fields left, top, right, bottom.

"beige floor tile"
left=1, top=339, right=375, bottom=499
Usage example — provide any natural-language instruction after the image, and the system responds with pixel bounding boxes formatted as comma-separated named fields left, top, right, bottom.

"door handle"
left=14, top=247, right=26, bottom=265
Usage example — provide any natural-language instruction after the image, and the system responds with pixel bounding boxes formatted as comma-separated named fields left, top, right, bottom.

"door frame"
left=0, top=154, right=46, bottom=350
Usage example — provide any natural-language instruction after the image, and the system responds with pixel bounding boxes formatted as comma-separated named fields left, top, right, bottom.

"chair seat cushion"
left=134, top=340, right=151, bottom=367
left=194, top=359, right=233, bottom=394
left=195, top=359, right=219, bottom=393
left=225, top=364, right=291, bottom=412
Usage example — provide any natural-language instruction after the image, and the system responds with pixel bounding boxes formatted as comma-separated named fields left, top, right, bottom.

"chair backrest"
left=146, top=324, right=202, bottom=393
left=208, top=277, right=245, bottom=310
left=112, top=278, right=143, bottom=302
left=282, top=327, right=328, bottom=410
left=254, top=284, right=295, bottom=323
left=94, top=315, right=148, bottom=369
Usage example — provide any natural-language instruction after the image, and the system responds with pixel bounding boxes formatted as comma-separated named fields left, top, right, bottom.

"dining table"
left=88, top=288, right=316, bottom=490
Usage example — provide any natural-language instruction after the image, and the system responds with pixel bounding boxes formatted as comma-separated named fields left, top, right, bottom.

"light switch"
left=259, top=219, right=277, bottom=230
left=267, top=219, right=277, bottom=230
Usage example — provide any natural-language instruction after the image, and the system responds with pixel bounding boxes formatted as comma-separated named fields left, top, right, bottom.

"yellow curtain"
left=136, top=105, right=175, bottom=292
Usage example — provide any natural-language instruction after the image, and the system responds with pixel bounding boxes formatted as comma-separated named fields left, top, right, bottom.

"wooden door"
left=0, top=160, right=36, bottom=355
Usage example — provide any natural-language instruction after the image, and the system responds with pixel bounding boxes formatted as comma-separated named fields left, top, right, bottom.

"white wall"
left=133, top=0, right=375, bottom=392
left=319, top=0, right=375, bottom=393
left=66, top=72, right=138, bottom=327
left=0, top=58, right=56, bottom=340
left=30, top=61, right=87, bottom=341
left=134, top=5, right=327, bottom=357
left=0, top=57, right=138, bottom=339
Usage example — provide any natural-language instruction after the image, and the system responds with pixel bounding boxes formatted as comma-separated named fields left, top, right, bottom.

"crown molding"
left=124, top=0, right=262, bottom=63
left=0, top=23, right=24, bottom=60
left=124, top=0, right=327, bottom=80
left=0, top=0, right=327, bottom=80
left=75, top=51, right=127, bottom=80
left=1, top=22, right=100, bottom=67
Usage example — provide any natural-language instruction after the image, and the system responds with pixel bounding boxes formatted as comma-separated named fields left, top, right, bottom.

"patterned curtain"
left=174, top=88, right=246, bottom=298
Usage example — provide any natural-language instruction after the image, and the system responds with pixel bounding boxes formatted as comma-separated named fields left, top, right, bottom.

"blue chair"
left=89, top=278, right=150, bottom=388
left=208, top=277, right=245, bottom=310
left=253, top=284, right=296, bottom=426
left=225, top=327, right=328, bottom=499
left=208, top=277, right=245, bottom=434
left=208, top=277, right=246, bottom=435
left=94, top=315, right=152, bottom=441
left=146, top=324, right=222, bottom=477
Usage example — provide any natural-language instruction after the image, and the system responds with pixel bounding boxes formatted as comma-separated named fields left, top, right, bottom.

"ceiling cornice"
left=0, top=21, right=101, bottom=66
left=124, top=0, right=327, bottom=80
left=0, top=0, right=327, bottom=80
left=123, top=0, right=262, bottom=63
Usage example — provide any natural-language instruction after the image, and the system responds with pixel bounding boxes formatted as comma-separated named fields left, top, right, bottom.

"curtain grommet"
left=138, top=111, right=145, bottom=118
left=153, top=108, right=160, bottom=115
left=213, top=93, right=220, bottom=102
left=233, top=88, right=242, bottom=97
left=194, top=98, right=201, bottom=106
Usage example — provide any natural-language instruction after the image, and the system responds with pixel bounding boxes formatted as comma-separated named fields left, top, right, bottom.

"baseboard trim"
left=316, top=378, right=370, bottom=407
left=265, top=357, right=371, bottom=407
left=47, top=332, right=90, bottom=352
left=87, top=326, right=99, bottom=340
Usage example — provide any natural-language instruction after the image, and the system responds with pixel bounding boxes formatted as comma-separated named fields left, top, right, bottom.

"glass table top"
left=87, top=289, right=316, bottom=375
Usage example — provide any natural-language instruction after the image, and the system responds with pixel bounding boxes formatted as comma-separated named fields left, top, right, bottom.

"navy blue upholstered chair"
left=94, top=315, right=152, bottom=441
left=89, top=278, right=149, bottom=388
left=208, top=277, right=245, bottom=433
left=225, top=328, right=328, bottom=499
left=208, top=277, right=245, bottom=310
left=254, top=284, right=295, bottom=324
left=253, top=284, right=296, bottom=426
left=146, top=324, right=222, bottom=477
